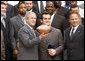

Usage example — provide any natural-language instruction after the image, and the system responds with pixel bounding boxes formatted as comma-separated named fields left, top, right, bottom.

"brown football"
left=37, top=25, right=51, bottom=34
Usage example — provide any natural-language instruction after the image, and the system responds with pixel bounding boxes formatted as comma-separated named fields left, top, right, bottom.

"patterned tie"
left=70, top=27, right=74, bottom=40
left=40, top=1, right=44, bottom=13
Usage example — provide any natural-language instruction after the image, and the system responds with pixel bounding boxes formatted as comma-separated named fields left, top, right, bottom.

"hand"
left=48, top=49, right=56, bottom=56
left=13, top=50, right=18, bottom=55
left=39, top=33, right=48, bottom=39
left=13, top=50, right=18, bottom=59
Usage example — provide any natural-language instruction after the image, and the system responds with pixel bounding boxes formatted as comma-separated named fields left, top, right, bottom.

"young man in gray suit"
left=9, top=2, right=27, bottom=59
left=36, top=11, right=64, bottom=60
left=17, top=12, right=47, bottom=60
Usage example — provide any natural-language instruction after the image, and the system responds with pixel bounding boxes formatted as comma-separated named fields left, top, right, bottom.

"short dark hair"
left=17, top=2, right=25, bottom=9
left=70, top=4, right=79, bottom=9
left=1, top=1, right=7, bottom=5
left=40, top=11, right=51, bottom=19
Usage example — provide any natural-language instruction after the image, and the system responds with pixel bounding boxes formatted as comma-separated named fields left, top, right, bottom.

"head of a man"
left=25, top=12, right=37, bottom=27
left=1, top=1, right=8, bottom=7
left=54, top=1, right=61, bottom=8
left=69, top=12, right=82, bottom=27
left=69, top=1, right=77, bottom=6
left=40, top=11, right=51, bottom=26
left=45, top=1, right=56, bottom=15
left=24, top=1, right=33, bottom=11
left=18, top=2, right=27, bottom=16
left=70, top=4, right=79, bottom=13
left=1, top=2, right=7, bottom=16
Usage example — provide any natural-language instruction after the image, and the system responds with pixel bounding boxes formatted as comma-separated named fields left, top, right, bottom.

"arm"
left=18, top=27, right=42, bottom=48
left=55, top=30, right=64, bottom=55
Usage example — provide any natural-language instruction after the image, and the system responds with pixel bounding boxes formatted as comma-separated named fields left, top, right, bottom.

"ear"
left=40, top=19, right=43, bottom=23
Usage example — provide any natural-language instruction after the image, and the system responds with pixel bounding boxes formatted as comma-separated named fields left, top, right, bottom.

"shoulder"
left=51, top=27, right=61, bottom=33
left=64, top=27, right=71, bottom=32
left=18, top=25, right=30, bottom=33
left=55, top=14, right=66, bottom=19
left=10, top=15, right=19, bottom=22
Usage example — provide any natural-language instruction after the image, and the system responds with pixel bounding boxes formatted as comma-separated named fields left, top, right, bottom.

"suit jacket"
left=36, top=27, right=64, bottom=60
left=17, top=24, right=41, bottom=60
left=9, top=15, right=25, bottom=50
left=64, top=25, right=84, bottom=60
left=6, top=3, right=14, bottom=19
left=1, top=18, right=12, bottom=60
left=1, top=30, right=5, bottom=60
left=57, top=7, right=70, bottom=19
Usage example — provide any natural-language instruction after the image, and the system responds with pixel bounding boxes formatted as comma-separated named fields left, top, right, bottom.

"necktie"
left=1, top=18, right=6, bottom=28
left=22, top=18, right=26, bottom=24
left=70, top=27, right=74, bottom=40
left=32, top=29, right=36, bottom=38
left=40, top=1, right=44, bottom=13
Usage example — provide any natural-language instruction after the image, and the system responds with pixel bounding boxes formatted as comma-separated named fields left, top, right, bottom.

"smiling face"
left=45, top=1, right=56, bottom=15
left=41, top=14, right=51, bottom=26
left=26, top=13, right=37, bottom=27
left=1, top=3, right=7, bottom=16
left=69, top=13, right=80, bottom=27
left=24, top=1, right=33, bottom=11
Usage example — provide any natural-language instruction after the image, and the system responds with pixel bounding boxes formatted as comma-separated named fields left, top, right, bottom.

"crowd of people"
left=1, top=1, right=84, bottom=60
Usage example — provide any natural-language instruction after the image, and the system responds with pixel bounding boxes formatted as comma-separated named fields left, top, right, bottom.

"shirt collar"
left=26, top=23, right=33, bottom=30
left=72, top=25, right=79, bottom=30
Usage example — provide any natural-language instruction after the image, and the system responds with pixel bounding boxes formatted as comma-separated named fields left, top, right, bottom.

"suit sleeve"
left=18, top=27, right=41, bottom=48
left=55, top=30, right=64, bottom=55
left=9, top=19, right=17, bottom=50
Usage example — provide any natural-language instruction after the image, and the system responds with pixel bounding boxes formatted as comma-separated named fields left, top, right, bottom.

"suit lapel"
left=17, top=15, right=25, bottom=26
left=68, top=27, right=71, bottom=40
left=51, top=14, right=56, bottom=26
left=73, top=25, right=81, bottom=38
left=25, top=25, right=36, bottom=38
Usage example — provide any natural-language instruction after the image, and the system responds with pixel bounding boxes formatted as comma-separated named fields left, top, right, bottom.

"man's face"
left=45, top=2, right=55, bottom=15
left=26, top=13, right=36, bottom=27
left=71, top=7, right=79, bottom=13
left=24, top=1, right=33, bottom=11
left=1, top=4, right=7, bottom=16
left=41, top=14, right=51, bottom=26
left=18, top=4, right=27, bottom=15
left=69, top=13, right=80, bottom=27
left=55, top=1, right=61, bottom=8
left=69, top=1, right=77, bottom=6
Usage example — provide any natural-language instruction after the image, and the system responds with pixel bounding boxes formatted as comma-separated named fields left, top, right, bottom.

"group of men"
left=1, top=1, right=84, bottom=60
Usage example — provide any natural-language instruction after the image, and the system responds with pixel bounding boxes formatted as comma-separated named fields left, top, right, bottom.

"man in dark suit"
left=1, top=1, right=14, bottom=19
left=64, top=12, right=84, bottom=60
left=33, top=1, right=46, bottom=14
left=1, top=2, right=13, bottom=60
left=23, top=1, right=38, bottom=14
left=70, top=4, right=84, bottom=25
left=9, top=2, right=27, bottom=59
left=53, top=1, right=70, bottom=19
left=17, top=12, right=47, bottom=60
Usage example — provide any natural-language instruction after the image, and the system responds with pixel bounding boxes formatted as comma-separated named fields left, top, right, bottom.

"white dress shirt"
left=70, top=25, right=79, bottom=37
